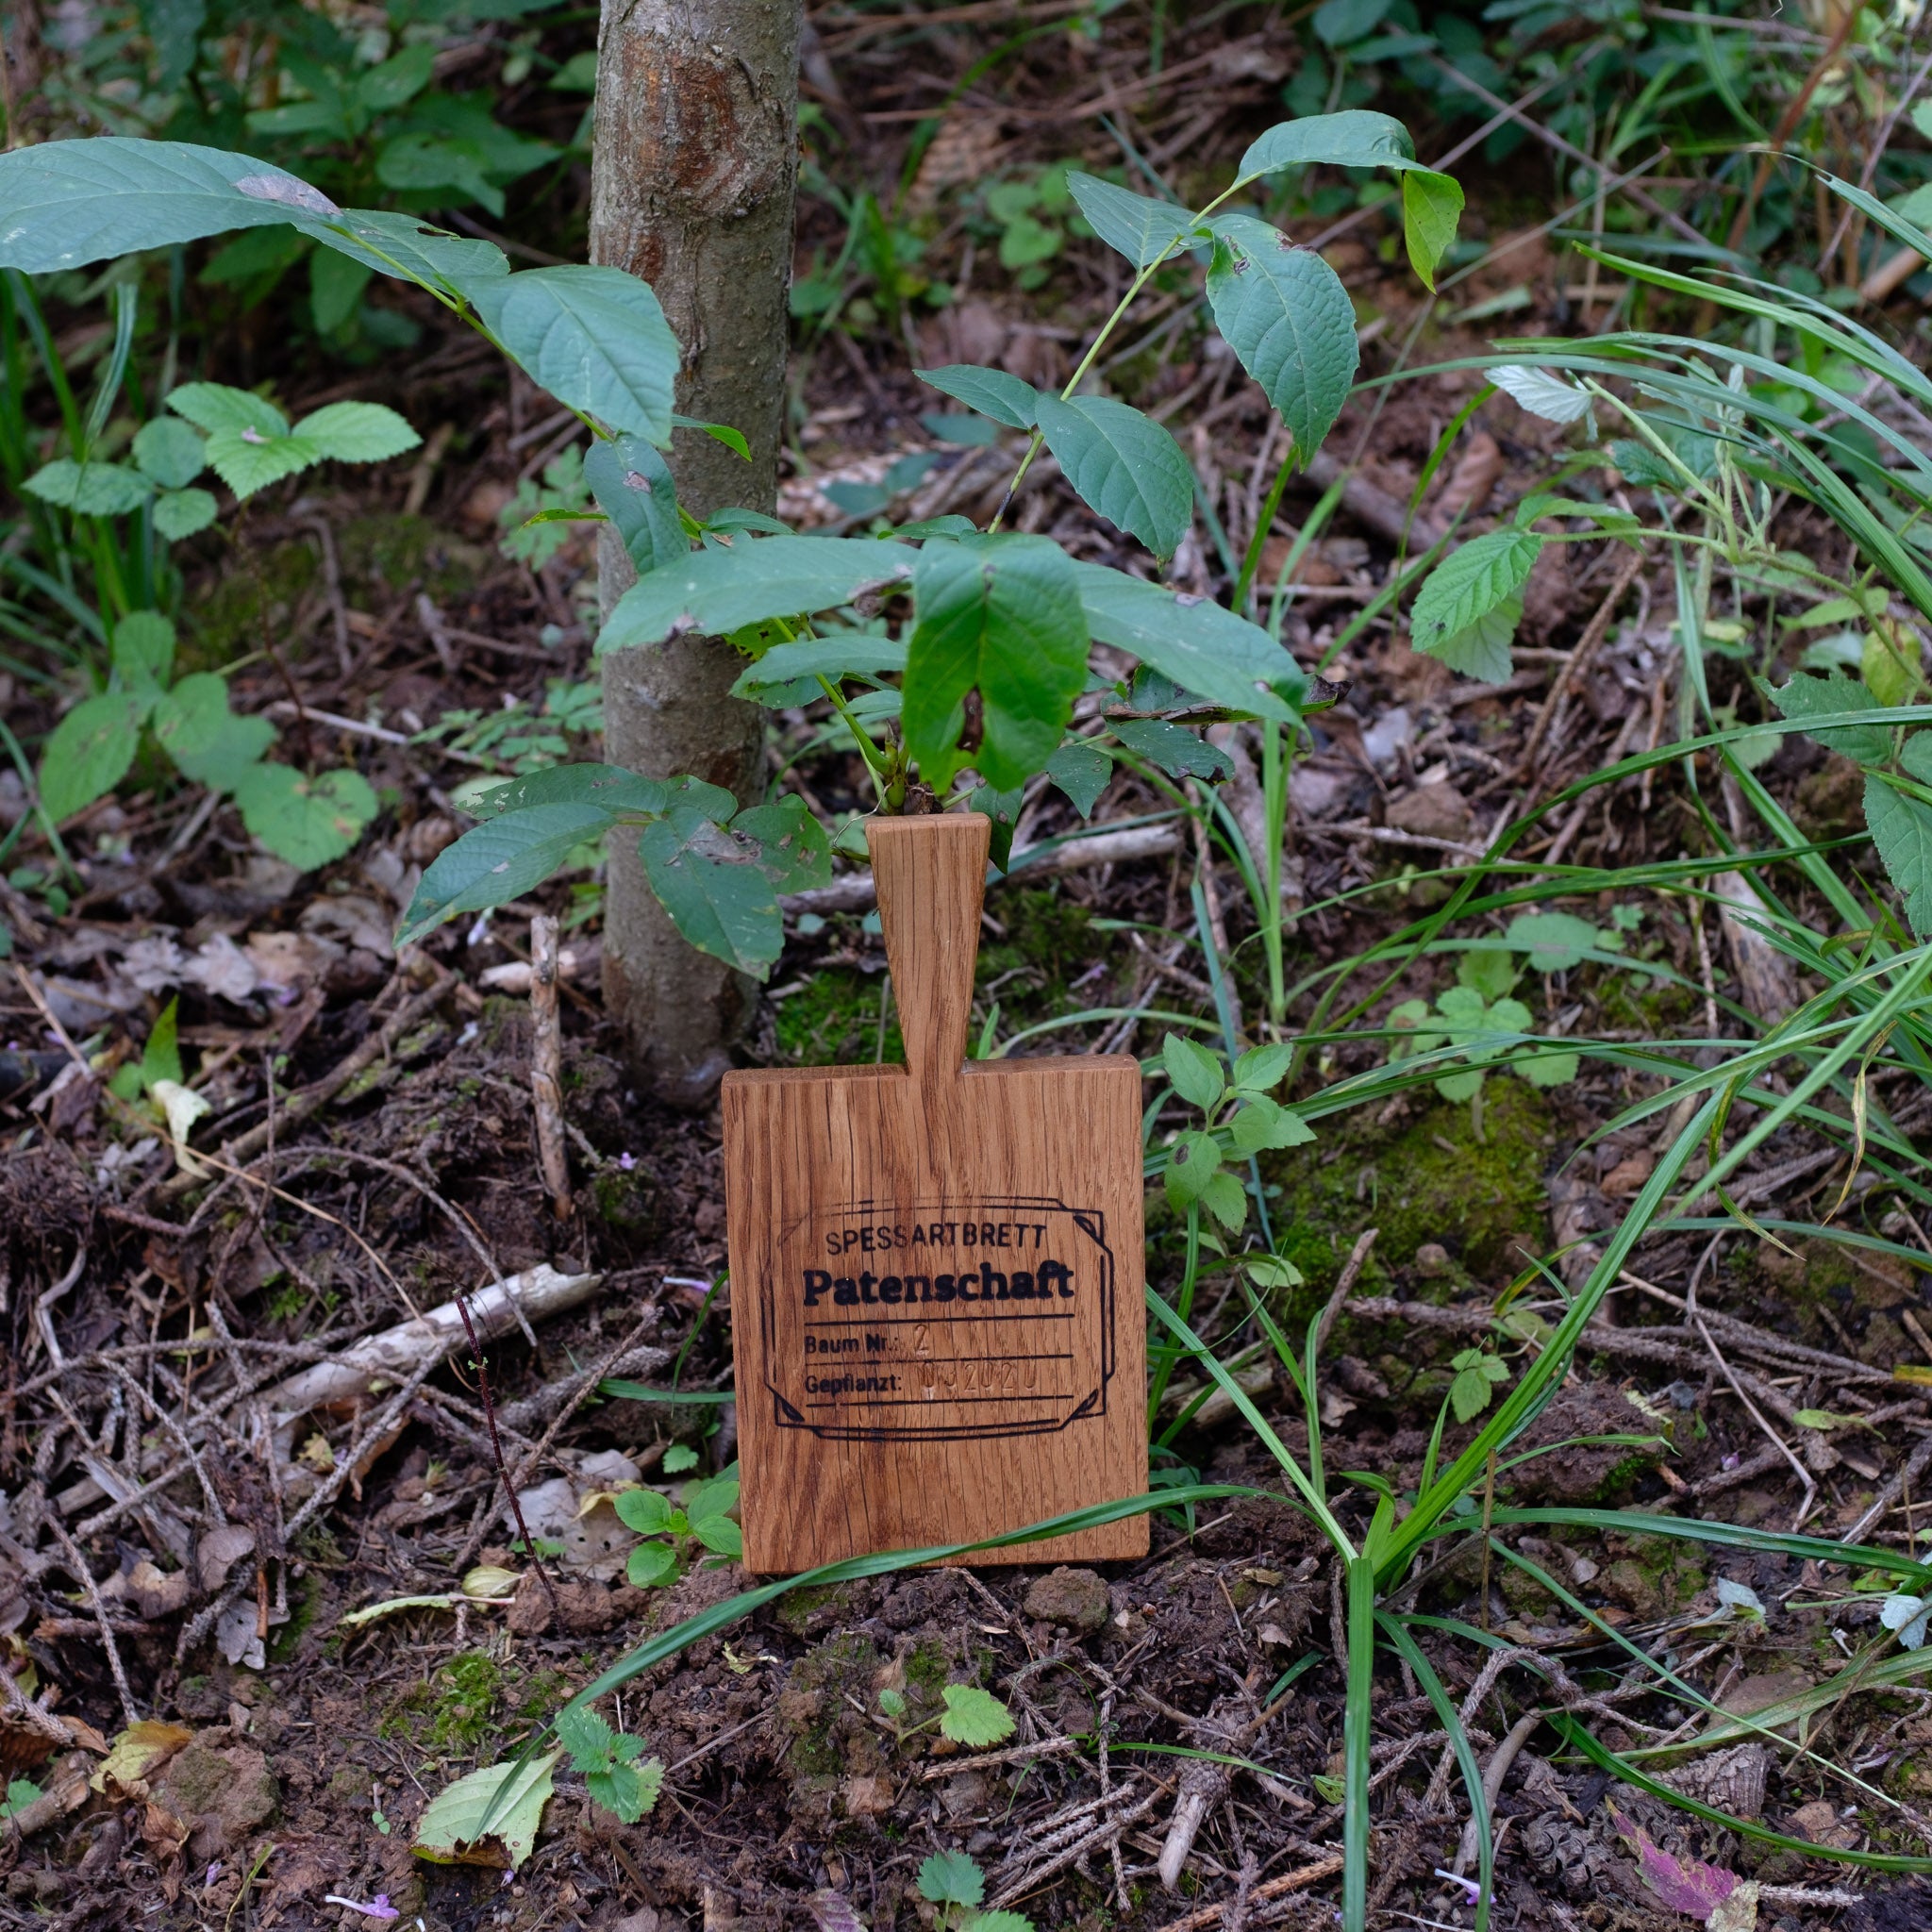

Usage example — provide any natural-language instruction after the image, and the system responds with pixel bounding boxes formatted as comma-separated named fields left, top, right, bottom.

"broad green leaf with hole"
left=1064, top=172, right=1200, bottom=268
left=1161, top=1033, right=1225, bottom=1111
left=625, top=1541, right=679, bottom=1588
left=939, top=1684, right=1014, bottom=1747
left=131, top=417, right=207, bottom=489
left=152, top=673, right=275, bottom=788
left=1400, top=169, right=1464, bottom=290
left=1768, top=671, right=1889, bottom=764
left=913, top=364, right=1040, bottom=430
left=24, top=459, right=152, bottom=516
left=1044, top=740, right=1112, bottom=817
left=40, top=692, right=145, bottom=822
left=583, top=434, right=684, bottom=574
left=413, top=1749, right=560, bottom=1870
left=1206, top=215, right=1357, bottom=459
left=1866, top=774, right=1932, bottom=937
left=204, top=427, right=321, bottom=498
left=464, top=266, right=678, bottom=441
left=730, top=795, right=832, bottom=895
left=154, top=488, right=219, bottom=540
left=1410, top=528, right=1542, bottom=682
left=167, top=382, right=291, bottom=439
left=639, top=808, right=786, bottom=976
left=903, top=534, right=1089, bottom=791
left=112, top=611, right=176, bottom=691
left=397, top=802, right=614, bottom=943
left=600, top=536, right=915, bottom=651
left=1110, top=717, right=1234, bottom=783
left=294, top=400, right=420, bottom=463
left=0, top=137, right=335, bottom=274
left=1163, top=1129, right=1221, bottom=1210
left=232, top=763, right=377, bottom=869
left=1034, top=392, right=1192, bottom=558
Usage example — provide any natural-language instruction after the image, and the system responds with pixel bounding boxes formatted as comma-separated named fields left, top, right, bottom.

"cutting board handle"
left=866, top=812, right=989, bottom=1089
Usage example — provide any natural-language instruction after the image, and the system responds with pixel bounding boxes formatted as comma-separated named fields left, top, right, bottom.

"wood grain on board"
left=722, top=812, right=1149, bottom=1574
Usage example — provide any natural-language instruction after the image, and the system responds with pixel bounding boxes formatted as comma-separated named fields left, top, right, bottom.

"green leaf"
left=375, top=131, right=504, bottom=215
left=204, top=428, right=320, bottom=498
left=1866, top=774, right=1932, bottom=937
left=1073, top=563, right=1303, bottom=721
left=626, top=1541, right=679, bottom=1588
left=692, top=1516, right=743, bottom=1557
left=731, top=636, right=908, bottom=705
left=1504, top=911, right=1600, bottom=972
left=1768, top=671, right=1889, bottom=764
left=1162, top=1033, right=1226, bottom=1111
left=293, top=400, right=420, bottom=463
left=1229, top=1094, right=1316, bottom=1152
left=1314, top=0, right=1391, bottom=45
left=963, top=1914, right=1032, bottom=1932
left=131, top=417, right=207, bottom=489
left=24, top=459, right=151, bottom=516
left=640, top=808, right=786, bottom=977
left=308, top=240, right=372, bottom=337
left=672, top=413, right=752, bottom=461
left=1232, top=1042, right=1292, bottom=1091
left=1044, top=740, right=1112, bottom=818
left=1518, top=1049, right=1579, bottom=1088
left=151, top=673, right=275, bottom=787
left=1456, top=947, right=1517, bottom=1002
left=1163, top=1129, right=1222, bottom=1210
left=1237, top=109, right=1417, bottom=184
left=465, top=266, right=679, bottom=442
left=232, top=763, right=377, bottom=869
left=40, top=692, right=144, bottom=822
left=555, top=1704, right=615, bottom=1771
left=661, top=1444, right=699, bottom=1473
left=412, top=1749, right=560, bottom=1870
left=1033, top=392, right=1193, bottom=559
left=613, top=1488, right=675, bottom=1535
left=142, top=994, right=184, bottom=1089
left=730, top=795, right=832, bottom=895
left=1410, top=528, right=1542, bottom=682
left=903, top=534, right=1089, bottom=791
left=397, top=802, right=616, bottom=945
left=1064, top=172, right=1200, bottom=268
left=154, top=488, right=219, bottom=540
left=600, top=536, right=914, bottom=651
left=167, top=382, right=290, bottom=438
left=1202, top=1169, right=1248, bottom=1230
left=1110, top=717, right=1234, bottom=783
left=358, top=43, right=435, bottom=110
left=112, top=611, right=175, bottom=691
left=583, top=435, right=684, bottom=575
left=1400, top=169, right=1464, bottom=290
left=586, top=1757, right=662, bottom=1824
left=683, top=1475, right=739, bottom=1522
left=918, top=1850, right=986, bottom=1907
left=463, top=762, right=679, bottom=821
left=300, top=207, right=509, bottom=292
left=1205, top=216, right=1357, bottom=460
left=0, top=1778, right=43, bottom=1822
left=914, top=364, right=1040, bottom=430
left=0, top=137, right=337, bottom=275
left=940, top=1684, right=1015, bottom=1748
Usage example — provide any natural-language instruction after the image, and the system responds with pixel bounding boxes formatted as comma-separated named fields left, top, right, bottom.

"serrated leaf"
left=1064, top=171, right=1199, bottom=267
left=412, top=1750, right=559, bottom=1870
left=1206, top=216, right=1357, bottom=459
left=1163, top=1128, right=1221, bottom=1209
left=112, top=611, right=175, bottom=690
left=204, top=428, right=321, bottom=498
left=1202, top=1169, right=1249, bottom=1230
left=132, top=416, right=207, bottom=488
left=626, top=1541, right=679, bottom=1587
left=152, top=673, right=275, bottom=787
left=639, top=808, right=785, bottom=977
left=1044, top=740, right=1112, bottom=818
left=167, top=381, right=290, bottom=438
left=1237, top=109, right=1417, bottom=184
left=0, top=137, right=331, bottom=275
left=586, top=1757, right=662, bottom=1824
left=1110, top=716, right=1233, bottom=782
left=554, top=1704, right=615, bottom=1770
left=903, top=533, right=1089, bottom=790
left=1034, top=392, right=1193, bottom=558
left=1162, top=1033, right=1225, bottom=1111
left=682, top=1475, right=739, bottom=1524
left=1400, top=168, right=1463, bottom=289
left=465, top=266, right=678, bottom=441
left=1229, top=1094, right=1316, bottom=1151
left=25, top=458, right=152, bottom=516
left=1768, top=671, right=1888, bottom=763
left=153, top=488, right=219, bottom=540
left=1410, top=528, right=1542, bottom=682
left=940, top=1683, right=1014, bottom=1748
left=914, top=364, right=1039, bottom=430
left=1491, top=364, right=1592, bottom=426
left=1504, top=911, right=1599, bottom=971
left=601, top=536, right=915, bottom=651
left=1518, top=1048, right=1579, bottom=1088
left=918, top=1850, right=985, bottom=1908
left=232, top=763, right=377, bottom=869
left=398, top=801, right=614, bottom=943
left=40, top=692, right=144, bottom=822
left=612, top=1488, right=675, bottom=1535
left=294, top=400, right=421, bottom=463
left=583, top=434, right=684, bottom=575
left=1866, top=774, right=1932, bottom=937
left=1232, top=1042, right=1292, bottom=1091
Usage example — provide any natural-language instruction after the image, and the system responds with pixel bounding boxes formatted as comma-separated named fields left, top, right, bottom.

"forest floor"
left=5, top=9, right=1932, bottom=1932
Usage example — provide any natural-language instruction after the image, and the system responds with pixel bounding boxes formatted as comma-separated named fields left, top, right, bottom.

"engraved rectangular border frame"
left=759, top=1195, right=1117, bottom=1443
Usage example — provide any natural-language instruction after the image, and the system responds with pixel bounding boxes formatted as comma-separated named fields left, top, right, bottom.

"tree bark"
left=591, top=0, right=799, bottom=1106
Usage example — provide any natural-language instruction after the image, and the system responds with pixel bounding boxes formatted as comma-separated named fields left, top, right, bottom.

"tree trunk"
left=591, top=0, right=799, bottom=1106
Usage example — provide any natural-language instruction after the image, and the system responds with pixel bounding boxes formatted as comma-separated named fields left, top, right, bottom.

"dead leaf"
left=197, top=1524, right=257, bottom=1592
left=91, top=1719, right=193, bottom=1796
left=1611, top=1804, right=1744, bottom=1921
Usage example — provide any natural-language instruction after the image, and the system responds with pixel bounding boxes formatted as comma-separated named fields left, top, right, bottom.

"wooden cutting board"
left=722, top=811, right=1148, bottom=1573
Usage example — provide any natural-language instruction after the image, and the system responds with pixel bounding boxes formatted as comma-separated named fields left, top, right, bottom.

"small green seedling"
left=1158, top=1035, right=1315, bottom=1235
left=107, top=996, right=210, bottom=1167
left=555, top=1704, right=664, bottom=1824
left=917, top=1849, right=1033, bottom=1932
left=613, top=1472, right=741, bottom=1587
left=1446, top=1348, right=1510, bottom=1425
left=874, top=1681, right=1014, bottom=1749
left=1, top=1777, right=43, bottom=1822
left=661, top=1443, right=699, bottom=1473
left=1388, top=947, right=1577, bottom=1120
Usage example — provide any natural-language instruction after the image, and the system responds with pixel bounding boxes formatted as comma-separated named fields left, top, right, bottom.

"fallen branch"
left=1149, top=1854, right=1346, bottom=1932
